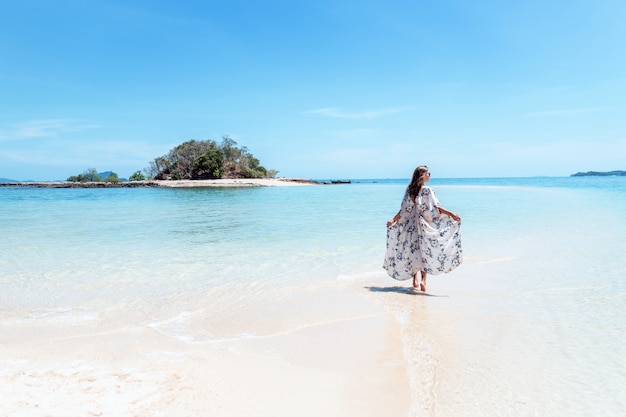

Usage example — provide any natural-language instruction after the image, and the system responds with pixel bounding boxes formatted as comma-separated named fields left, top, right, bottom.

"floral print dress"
left=383, top=186, right=463, bottom=280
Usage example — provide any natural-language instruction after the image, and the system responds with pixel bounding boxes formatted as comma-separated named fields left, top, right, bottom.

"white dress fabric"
left=383, top=186, right=463, bottom=280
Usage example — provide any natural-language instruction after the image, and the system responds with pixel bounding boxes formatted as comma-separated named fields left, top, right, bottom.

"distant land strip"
left=571, top=170, right=626, bottom=177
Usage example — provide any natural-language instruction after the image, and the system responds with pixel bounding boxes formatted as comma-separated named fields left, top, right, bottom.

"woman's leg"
left=420, top=271, right=427, bottom=292
left=412, top=274, right=419, bottom=288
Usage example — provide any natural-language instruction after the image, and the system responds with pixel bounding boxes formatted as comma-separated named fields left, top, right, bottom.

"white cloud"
left=305, top=107, right=413, bottom=119
left=0, top=119, right=100, bottom=141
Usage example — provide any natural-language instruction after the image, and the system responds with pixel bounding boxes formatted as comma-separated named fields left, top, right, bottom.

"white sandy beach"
left=154, top=178, right=320, bottom=187
left=3, top=263, right=561, bottom=417
left=2, top=281, right=411, bottom=417
left=2, top=263, right=561, bottom=417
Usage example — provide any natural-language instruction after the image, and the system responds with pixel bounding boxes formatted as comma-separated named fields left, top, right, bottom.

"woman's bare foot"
left=419, top=272, right=427, bottom=292
left=412, top=274, right=419, bottom=288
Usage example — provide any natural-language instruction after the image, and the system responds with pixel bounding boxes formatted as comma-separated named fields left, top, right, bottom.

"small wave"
left=337, top=269, right=384, bottom=281
left=4, top=307, right=98, bottom=325
left=147, top=311, right=218, bottom=344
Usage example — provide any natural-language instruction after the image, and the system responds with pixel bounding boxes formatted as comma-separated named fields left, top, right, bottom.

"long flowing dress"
left=383, top=186, right=463, bottom=280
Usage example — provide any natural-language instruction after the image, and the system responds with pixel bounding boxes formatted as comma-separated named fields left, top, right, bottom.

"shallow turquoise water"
left=2, top=176, right=625, bottom=323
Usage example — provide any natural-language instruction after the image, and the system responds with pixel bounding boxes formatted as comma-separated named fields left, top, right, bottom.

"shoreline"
left=0, top=178, right=322, bottom=188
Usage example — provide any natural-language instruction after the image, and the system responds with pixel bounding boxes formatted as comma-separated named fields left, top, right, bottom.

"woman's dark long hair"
left=407, top=165, right=429, bottom=203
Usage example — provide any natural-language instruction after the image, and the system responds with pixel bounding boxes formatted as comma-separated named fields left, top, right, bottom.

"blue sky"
left=1, top=0, right=625, bottom=180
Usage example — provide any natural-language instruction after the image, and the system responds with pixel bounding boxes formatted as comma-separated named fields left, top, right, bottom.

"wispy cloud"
left=305, top=107, right=413, bottom=119
left=0, top=119, right=100, bottom=141
left=522, top=107, right=613, bottom=118
left=2, top=136, right=161, bottom=169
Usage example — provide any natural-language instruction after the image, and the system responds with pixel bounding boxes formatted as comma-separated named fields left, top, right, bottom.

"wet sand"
left=1, top=282, right=410, bottom=417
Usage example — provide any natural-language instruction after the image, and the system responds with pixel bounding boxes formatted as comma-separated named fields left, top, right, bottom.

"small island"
left=571, top=170, right=626, bottom=177
left=1, top=137, right=322, bottom=188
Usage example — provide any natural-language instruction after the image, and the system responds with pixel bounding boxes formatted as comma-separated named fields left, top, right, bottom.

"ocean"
left=1, top=176, right=625, bottom=416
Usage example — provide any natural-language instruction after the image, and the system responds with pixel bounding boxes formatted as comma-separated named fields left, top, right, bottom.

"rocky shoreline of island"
left=0, top=178, right=324, bottom=188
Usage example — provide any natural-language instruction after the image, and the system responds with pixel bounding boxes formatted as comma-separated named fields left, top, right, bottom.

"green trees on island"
left=67, top=168, right=99, bottom=182
left=129, top=171, right=146, bottom=181
left=66, top=136, right=277, bottom=182
left=67, top=168, right=120, bottom=183
left=146, top=136, right=278, bottom=180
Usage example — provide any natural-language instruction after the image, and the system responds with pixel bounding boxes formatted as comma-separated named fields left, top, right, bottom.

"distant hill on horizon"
left=571, top=170, right=626, bottom=177
left=98, top=171, right=128, bottom=182
left=1, top=171, right=129, bottom=183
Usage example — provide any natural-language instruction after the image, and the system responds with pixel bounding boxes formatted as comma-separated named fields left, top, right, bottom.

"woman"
left=383, top=165, right=463, bottom=292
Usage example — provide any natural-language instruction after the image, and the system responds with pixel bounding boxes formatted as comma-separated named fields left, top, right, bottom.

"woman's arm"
left=387, top=211, right=401, bottom=227
left=438, top=206, right=461, bottom=222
